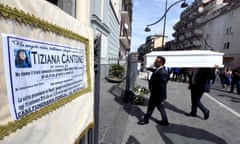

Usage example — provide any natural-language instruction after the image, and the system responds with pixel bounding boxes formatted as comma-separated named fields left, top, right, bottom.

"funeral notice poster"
left=2, top=34, right=85, bottom=120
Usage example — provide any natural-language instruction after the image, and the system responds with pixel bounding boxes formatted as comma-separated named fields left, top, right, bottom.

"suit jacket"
left=149, top=66, right=169, bottom=101
left=189, top=68, right=215, bottom=93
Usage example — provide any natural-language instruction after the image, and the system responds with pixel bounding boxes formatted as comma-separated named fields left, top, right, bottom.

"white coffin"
left=145, top=50, right=224, bottom=68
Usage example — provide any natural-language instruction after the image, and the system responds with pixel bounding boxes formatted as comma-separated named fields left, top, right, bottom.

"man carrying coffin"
left=185, top=66, right=217, bottom=120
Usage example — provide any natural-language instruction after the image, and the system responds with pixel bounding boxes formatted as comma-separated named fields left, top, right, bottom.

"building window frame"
left=46, top=0, right=76, bottom=17
left=225, top=26, right=233, bottom=35
left=224, top=42, right=230, bottom=49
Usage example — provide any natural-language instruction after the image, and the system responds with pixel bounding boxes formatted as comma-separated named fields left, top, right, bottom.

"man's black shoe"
left=158, top=120, right=169, bottom=126
left=204, top=111, right=210, bottom=120
left=137, top=119, right=149, bottom=125
left=185, top=112, right=197, bottom=117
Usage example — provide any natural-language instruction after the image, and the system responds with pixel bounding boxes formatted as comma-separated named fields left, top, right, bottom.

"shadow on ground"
left=156, top=123, right=228, bottom=144
left=165, top=102, right=186, bottom=115
left=216, top=93, right=240, bottom=103
left=109, top=82, right=146, bottom=120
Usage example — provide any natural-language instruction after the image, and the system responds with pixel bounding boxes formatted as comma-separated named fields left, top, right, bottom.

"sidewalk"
left=98, top=77, right=131, bottom=144
left=99, top=73, right=240, bottom=144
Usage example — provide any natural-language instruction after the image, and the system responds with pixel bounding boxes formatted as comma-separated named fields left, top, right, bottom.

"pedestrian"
left=230, top=67, right=240, bottom=94
left=219, top=68, right=226, bottom=89
left=172, top=67, right=180, bottom=81
left=138, top=56, right=169, bottom=126
left=211, top=68, right=219, bottom=85
left=224, top=67, right=232, bottom=91
left=185, top=67, right=216, bottom=120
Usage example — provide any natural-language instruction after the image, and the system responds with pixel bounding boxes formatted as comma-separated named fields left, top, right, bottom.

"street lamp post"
left=144, top=0, right=188, bottom=33
left=197, top=36, right=214, bottom=50
left=162, top=0, right=168, bottom=48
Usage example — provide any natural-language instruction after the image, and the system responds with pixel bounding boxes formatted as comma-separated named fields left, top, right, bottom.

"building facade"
left=173, top=0, right=240, bottom=68
left=137, top=34, right=167, bottom=62
left=119, top=0, right=133, bottom=64
left=90, top=0, right=132, bottom=78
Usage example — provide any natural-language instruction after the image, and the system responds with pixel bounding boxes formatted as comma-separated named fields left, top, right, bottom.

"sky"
left=131, top=0, right=194, bottom=52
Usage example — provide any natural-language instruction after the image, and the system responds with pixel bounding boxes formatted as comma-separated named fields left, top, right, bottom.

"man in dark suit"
left=186, top=67, right=215, bottom=120
left=138, top=56, right=169, bottom=126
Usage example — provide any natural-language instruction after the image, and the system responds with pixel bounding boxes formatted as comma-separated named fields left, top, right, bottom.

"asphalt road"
left=209, top=76, right=240, bottom=115
left=121, top=76, right=240, bottom=144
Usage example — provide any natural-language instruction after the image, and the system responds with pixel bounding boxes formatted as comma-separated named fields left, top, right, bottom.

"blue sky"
left=131, top=0, right=194, bottom=52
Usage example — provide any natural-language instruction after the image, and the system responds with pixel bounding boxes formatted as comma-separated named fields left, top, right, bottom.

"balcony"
left=179, top=35, right=185, bottom=41
left=121, top=0, right=132, bottom=21
left=120, top=36, right=131, bottom=51
left=193, top=29, right=203, bottom=36
left=176, top=39, right=203, bottom=50
left=173, top=22, right=181, bottom=30
left=192, top=39, right=202, bottom=47
left=188, top=11, right=198, bottom=20
left=172, top=31, right=181, bottom=37
left=195, top=17, right=203, bottom=24
left=172, top=32, right=177, bottom=37
left=122, top=0, right=132, bottom=11
left=181, top=29, right=202, bottom=39
left=121, top=10, right=130, bottom=22
left=187, top=22, right=193, bottom=28
left=174, top=20, right=188, bottom=30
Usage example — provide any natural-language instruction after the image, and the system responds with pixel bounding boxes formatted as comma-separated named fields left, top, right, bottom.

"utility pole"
left=162, top=0, right=168, bottom=48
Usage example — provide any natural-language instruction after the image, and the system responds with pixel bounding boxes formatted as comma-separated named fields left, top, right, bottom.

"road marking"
left=205, top=93, right=240, bottom=118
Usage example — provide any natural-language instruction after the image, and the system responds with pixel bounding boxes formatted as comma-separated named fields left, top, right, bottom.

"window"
left=46, top=0, right=76, bottom=17
left=101, top=34, right=108, bottom=58
left=47, top=0, right=58, bottom=5
left=225, top=26, right=233, bottom=35
left=224, top=42, right=230, bottom=49
left=206, top=33, right=210, bottom=39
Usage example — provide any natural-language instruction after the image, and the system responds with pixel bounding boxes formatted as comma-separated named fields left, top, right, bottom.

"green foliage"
left=109, top=64, right=125, bottom=78
left=133, top=85, right=149, bottom=96
left=131, top=85, right=149, bottom=105
left=132, top=96, right=144, bottom=105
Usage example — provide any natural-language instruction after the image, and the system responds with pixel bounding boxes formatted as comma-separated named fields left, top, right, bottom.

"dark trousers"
left=230, top=79, right=240, bottom=94
left=144, top=96, right=168, bottom=122
left=191, top=86, right=209, bottom=115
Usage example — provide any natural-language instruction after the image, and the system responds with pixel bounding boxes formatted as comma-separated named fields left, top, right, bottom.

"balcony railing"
left=120, top=36, right=131, bottom=51
left=192, top=39, right=201, bottom=46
